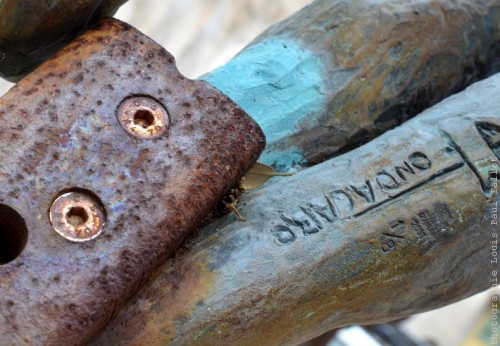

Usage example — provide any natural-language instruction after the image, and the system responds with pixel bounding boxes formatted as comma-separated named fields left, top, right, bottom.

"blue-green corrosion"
left=201, top=38, right=326, bottom=170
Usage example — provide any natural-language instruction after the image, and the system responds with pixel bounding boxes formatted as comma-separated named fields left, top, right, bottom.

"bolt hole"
left=0, top=204, right=28, bottom=265
left=133, top=110, right=155, bottom=128
left=66, top=207, right=88, bottom=227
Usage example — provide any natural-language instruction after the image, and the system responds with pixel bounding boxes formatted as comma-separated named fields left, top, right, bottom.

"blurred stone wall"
left=0, top=0, right=310, bottom=96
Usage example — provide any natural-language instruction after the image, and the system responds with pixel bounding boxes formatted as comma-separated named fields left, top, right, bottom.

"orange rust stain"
left=109, top=253, right=217, bottom=345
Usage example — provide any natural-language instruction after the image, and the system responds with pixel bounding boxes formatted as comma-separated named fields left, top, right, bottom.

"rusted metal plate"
left=92, top=73, right=499, bottom=345
left=0, top=0, right=128, bottom=81
left=0, top=18, right=264, bottom=344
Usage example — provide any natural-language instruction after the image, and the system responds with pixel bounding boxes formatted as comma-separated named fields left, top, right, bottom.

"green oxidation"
left=202, top=38, right=326, bottom=170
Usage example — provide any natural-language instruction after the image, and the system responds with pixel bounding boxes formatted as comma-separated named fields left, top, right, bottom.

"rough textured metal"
left=0, top=0, right=128, bottom=81
left=204, top=0, right=500, bottom=169
left=0, top=18, right=264, bottom=344
left=93, top=73, right=500, bottom=345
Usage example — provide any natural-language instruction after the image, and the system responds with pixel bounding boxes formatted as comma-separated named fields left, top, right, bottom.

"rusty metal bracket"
left=0, top=18, right=264, bottom=344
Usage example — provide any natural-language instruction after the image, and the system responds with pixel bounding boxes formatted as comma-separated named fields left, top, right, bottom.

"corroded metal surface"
left=204, top=0, right=500, bottom=169
left=0, top=0, right=128, bottom=81
left=93, top=74, right=500, bottom=345
left=0, top=18, right=264, bottom=344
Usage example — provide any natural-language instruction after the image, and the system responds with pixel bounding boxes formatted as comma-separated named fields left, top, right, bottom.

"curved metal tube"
left=204, top=0, right=500, bottom=170
left=1, top=0, right=499, bottom=343
left=90, top=0, right=500, bottom=344
left=93, top=73, right=500, bottom=345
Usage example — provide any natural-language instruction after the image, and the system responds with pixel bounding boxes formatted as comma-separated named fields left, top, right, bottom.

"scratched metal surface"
left=93, top=73, right=500, bottom=345
left=0, top=18, right=264, bottom=344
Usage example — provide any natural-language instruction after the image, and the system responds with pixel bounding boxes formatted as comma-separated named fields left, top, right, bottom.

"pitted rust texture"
left=0, top=18, right=264, bottom=345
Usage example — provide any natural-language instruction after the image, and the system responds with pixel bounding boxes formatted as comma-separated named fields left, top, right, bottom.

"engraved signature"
left=271, top=121, right=498, bottom=246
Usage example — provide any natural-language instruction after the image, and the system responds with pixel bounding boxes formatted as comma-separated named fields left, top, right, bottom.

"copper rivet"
left=49, top=191, right=106, bottom=242
left=116, top=96, right=169, bottom=139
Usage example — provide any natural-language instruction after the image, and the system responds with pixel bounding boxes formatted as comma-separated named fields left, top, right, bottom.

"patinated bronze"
left=204, top=0, right=500, bottom=169
left=0, top=18, right=264, bottom=344
left=93, top=73, right=499, bottom=345
left=0, top=0, right=499, bottom=344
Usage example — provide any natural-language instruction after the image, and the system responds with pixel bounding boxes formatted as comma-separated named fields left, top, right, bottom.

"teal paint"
left=201, top=38, right=326, bottom=170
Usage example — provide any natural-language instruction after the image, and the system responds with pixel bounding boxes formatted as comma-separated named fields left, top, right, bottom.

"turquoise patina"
left=202, top=38, right=326, bottom=170
left=202, top=0, right=500, bottom=173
